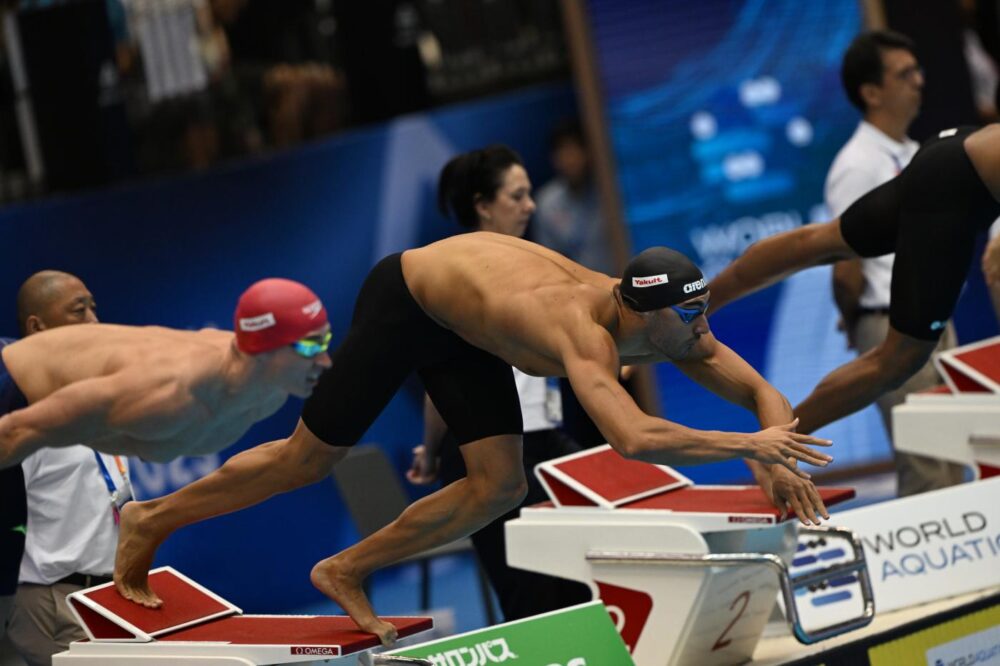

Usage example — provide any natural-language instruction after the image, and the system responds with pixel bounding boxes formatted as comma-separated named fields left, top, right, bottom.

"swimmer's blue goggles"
left=670, top=299, right=709, bottom=325
left=290, top=331, right=332, bottom=358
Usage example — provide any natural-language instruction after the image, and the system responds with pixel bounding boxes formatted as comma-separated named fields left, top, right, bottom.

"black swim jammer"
left=301, top=253, right=523, bottom=446
left=840, top=126, right=1000, bottom=340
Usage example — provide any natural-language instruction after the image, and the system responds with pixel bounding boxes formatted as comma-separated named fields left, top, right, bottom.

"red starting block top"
left=532, top=445, right=855, bottom=525
left=935, top=336, right=1000, bottom=394
left=623, top=485, right=855, bottom=521
left=66, top=567, right=433, bottom=653
left=952, top=340, right=1000, bottom=384
left=537, top=445, right=691, bottom=508
left=160, top=614, right=432, bottom=652
left=68, top=568, right=239, bottom=641
left=528, top=486, right=854, bottom=522
left=939, top=361, right=992, bottom=393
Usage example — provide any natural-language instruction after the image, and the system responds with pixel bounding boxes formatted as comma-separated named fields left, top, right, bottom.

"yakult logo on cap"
left=631, top=274, right=669, bottom=288
left=301, top=299, right=323, bottom=318
left=238, top=312, right=276, bottom=332
left=683, top=278, right=707, bottom=294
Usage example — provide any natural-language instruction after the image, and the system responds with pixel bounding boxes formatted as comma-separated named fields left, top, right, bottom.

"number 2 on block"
left=711, top=590, right=751, bottom=651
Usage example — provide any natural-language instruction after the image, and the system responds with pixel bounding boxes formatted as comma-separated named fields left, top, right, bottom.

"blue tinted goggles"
left=670, top=299, right=709, bottom=324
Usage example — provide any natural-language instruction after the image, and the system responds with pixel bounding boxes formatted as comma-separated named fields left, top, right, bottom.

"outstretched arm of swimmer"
left=0, top=372, right=188, bottom=467
left=560, top=327, right=833, bottom=477
left=114, top=419, right=342, bottom=608
left=673, top=334, right=830, bottom=524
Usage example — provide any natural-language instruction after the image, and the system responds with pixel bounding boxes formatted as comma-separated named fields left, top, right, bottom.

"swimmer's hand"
left=759, top=465, right=830, bottom=526
left=406, top=445, right=440, bottom=485
left=746, top=418, right=832, bottom=479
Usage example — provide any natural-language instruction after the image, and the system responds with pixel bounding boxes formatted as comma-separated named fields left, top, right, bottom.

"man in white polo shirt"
left=826, top=30, right=964, bottom=496
left=6, top=271, right=133, bottom=666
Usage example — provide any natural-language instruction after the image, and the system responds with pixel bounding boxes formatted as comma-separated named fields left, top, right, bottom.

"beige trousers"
left=7, top=582, right=87, bottom=666
left=852, top=313, right=966, bottom=497
left=0, top=594, right=12, bottom=640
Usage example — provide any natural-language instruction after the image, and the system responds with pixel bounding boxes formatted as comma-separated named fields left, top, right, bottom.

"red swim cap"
left=234, top=278, right=328, bottom=354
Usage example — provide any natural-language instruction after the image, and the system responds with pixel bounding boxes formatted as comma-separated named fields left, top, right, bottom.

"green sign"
left=386, top=601, right=634, bottom=666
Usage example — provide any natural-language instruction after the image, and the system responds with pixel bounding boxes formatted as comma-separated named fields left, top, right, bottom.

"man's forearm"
left=623, top=420, right=750, bottom=466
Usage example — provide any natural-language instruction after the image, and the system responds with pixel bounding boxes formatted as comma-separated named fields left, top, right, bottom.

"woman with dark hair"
left=436, top=144, right=534, bottom=235
left=409, top=145, right=591, bottom=621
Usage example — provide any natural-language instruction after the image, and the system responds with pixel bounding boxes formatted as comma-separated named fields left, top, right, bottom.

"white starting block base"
left=53, top=567, right=433, bottom=665
left=506, top=446, right=871, bottom=666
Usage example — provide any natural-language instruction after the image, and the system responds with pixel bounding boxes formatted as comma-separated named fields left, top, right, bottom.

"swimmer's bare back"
left=401, top=232, right=620, bottom=376
left=0, top=324, right=287, bottom=463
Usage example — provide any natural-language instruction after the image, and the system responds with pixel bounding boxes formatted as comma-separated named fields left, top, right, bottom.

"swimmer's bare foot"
left=311, top=556, right=398, bottom=646
left=114, top=501, right=165, bottom=609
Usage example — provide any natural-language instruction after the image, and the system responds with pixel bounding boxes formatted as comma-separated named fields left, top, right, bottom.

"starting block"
left=506, top=446, right=874, bottom=666
left=894, top=335, right=1000, bottom=479
left=54, top=567, right=434, bottom=665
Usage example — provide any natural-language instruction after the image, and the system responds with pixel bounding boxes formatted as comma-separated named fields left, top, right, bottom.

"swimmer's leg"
left=311, top=434, right=526, bottom=646
left=794, top=326, right=936, bottom=433
left=115, top=420, right=346, bottom=606
left=710, top=219, right=856, bottom=313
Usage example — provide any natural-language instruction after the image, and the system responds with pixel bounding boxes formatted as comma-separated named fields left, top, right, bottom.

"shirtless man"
left=114, top=233, right=833, bottom=645
left=0, top=278, right=331, bottom=466
left=710, top=124, right=1000, bottom=433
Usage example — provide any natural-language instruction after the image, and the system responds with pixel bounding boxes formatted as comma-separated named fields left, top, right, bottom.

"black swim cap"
left=620, top=247, right=708, bottom=312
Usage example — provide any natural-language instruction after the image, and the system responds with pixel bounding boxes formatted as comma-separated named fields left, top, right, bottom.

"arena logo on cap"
left=301, top=299, right=323, bottom=318
left=632, top=274, right=669, bottom=288
left=683, top=278, right=707, bottom=294
left=238, top=312, right=276, bottom=332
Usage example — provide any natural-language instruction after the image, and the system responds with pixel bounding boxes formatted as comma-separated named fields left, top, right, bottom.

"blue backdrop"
left=1, top=83, right=577, bottom=611
left=587, top=0, right=998, bottom=482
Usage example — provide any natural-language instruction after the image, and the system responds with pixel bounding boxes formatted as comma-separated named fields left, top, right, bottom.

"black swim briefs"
left=840, top=126, right=1000, bottom=340
left=301, top=253, right=523, bottom=446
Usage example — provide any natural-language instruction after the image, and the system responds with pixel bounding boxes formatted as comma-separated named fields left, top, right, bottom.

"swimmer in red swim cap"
left=0, top=277, right=332, bottom=469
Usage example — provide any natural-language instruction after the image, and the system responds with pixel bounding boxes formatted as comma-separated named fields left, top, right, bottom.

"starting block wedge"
left=55, top=567, right=434, bottom=665
left=895, top=335, right=1000, bottom=479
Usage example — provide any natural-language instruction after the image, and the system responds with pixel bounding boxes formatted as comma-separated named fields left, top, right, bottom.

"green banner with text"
left=386, top=601, right=634, bottom=665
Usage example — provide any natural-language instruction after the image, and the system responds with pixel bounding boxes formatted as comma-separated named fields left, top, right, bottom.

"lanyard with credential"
left=93, top=452, right=133, bottom=525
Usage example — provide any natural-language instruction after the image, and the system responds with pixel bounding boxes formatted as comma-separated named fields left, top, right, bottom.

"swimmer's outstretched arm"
left=0, top=372, right=187, bottom=467
left=674, top=335, right=830, bottom=524
left=114, top=420, right=342, bottom=608
left=709, top=220, right=857, bottom=314
left=561, top=328, right=833, bottom=478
